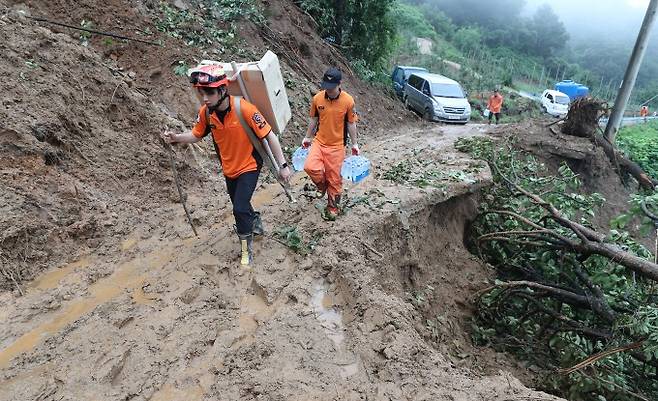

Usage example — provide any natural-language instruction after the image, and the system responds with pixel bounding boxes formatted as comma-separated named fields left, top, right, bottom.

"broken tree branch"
left=559, top=340, right=645, bottom=375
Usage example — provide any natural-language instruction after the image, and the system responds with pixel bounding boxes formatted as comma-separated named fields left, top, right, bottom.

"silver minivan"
left=404, top=72, right=471, bottom=123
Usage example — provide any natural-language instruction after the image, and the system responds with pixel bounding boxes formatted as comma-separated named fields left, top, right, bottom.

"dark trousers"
left=225, top=170, right=260, bottom=236
left=488, top=112, right=500, bottom=124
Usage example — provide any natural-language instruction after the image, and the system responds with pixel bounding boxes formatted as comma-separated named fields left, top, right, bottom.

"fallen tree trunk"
left=591, top=134, right=658, bottom=190
left=561, top=98, right=657, bottom=190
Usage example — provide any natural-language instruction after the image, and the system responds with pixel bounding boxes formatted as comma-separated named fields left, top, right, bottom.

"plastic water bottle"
left=341, top=156, right=370, bottom=183
left=292, top=147, right=309, bottom=171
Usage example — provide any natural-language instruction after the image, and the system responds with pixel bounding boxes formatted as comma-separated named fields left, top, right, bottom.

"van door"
left=392, top=68, right=405, bottom=96
left=420, top=80, right=432, bottom=112
left=406, top=75, right=421, bottom=111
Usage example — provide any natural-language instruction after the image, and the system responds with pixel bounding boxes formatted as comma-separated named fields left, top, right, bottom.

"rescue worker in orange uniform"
left=487, top=89, right=504, bottom=125
left=162, top=65, right=291, bottom=266
left=640, top=105, right=649, bottom=121
left=302, top=67, right=359, bottom=220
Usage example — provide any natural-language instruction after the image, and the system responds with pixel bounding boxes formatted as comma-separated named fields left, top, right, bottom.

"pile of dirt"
left=0, top=4, right=201, bottom=288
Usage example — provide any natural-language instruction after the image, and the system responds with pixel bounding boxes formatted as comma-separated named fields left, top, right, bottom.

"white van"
left=404, top=72, right=471, bottom=123
left=541, top=89, right=570, bottom=118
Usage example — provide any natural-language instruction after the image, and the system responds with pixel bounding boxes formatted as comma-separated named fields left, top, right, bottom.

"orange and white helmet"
left=188, top=64, right=228, bottom=88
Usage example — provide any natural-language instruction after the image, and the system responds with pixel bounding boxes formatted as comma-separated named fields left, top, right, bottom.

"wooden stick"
left=559, top=340, right=645, bottom=375
left=163, top=140, right=198, bottom=237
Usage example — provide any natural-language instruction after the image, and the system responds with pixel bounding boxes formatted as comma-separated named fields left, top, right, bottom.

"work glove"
left=351, top=144, right=360, bottom=156
left=301, top=136, right=312, bottom=149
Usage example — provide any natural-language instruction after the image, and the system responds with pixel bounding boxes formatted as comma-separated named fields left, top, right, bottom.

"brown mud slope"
left=1, top=123, right=562, bottom=400
left=0, top=0, right=415, bottom=287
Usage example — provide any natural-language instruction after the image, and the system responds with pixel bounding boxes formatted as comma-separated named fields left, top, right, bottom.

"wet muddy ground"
left=1, top=123, right=562, bottom=400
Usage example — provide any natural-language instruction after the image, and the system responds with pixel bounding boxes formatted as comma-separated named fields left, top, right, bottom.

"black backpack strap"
left=204, top=106, right=222, bottom=166
left=343, top=112, right=349, bottom=147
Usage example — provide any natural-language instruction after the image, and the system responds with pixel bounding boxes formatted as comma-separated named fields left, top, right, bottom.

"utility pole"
left=604, top=0, right=658, bottom=142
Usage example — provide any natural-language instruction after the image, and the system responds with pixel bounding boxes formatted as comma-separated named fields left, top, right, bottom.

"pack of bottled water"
left=292, top=147, right=309, bottom=171
left=341, top=155, right=370, bottom=183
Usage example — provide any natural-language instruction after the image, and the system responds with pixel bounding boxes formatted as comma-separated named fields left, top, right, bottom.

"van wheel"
left=423, top=109, right=433, bottom=121
left=541, top=105, right=547, bottom=114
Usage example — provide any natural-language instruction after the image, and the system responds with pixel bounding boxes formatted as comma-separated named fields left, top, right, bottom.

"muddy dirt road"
left=1, top=123, right=561, bottom=401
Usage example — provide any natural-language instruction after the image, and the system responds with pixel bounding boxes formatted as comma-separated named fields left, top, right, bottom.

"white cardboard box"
left=199, top=51, right=291, bottom=134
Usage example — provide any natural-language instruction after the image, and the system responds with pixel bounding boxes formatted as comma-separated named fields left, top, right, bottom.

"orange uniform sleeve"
left=192, top=105, right=209, bottom=138
left=346, top=99, right=358, bottom=123
left=309, top=96, right=319, bottom=118
left=242, top=101, right=272, bottom=139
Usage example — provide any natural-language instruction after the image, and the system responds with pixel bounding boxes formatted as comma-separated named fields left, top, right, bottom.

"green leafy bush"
left=617, top=121, right=658, bottom=179
left=456, top=136, right=658, bottom=401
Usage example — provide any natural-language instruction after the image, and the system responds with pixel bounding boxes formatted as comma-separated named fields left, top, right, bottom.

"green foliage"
left=173, top=60, right=189, bottom=76
left=390, top=3, right=438, bottom=41
left=617, top=121, right=658, bottom=179
left=273, top=226, right=321, bottom=256
left=79, top=20, right=93, bottom=46
left=456, top=137, right=658, bottom=401
left=453, top=26, right=482, bottom=53
left=379, top=152, right=479, bottom=188
left=528, top=5, right=569, bottom=59
left=405, top=0, right=567, bottom=59
left=295, top=0, right=396, bottom=71
left=155, top=0, right=263, bottom=51
left=612, top=192, right=658, bottom=237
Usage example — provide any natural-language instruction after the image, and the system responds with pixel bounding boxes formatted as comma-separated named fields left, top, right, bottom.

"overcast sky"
left=524, top=0, right=654, bottom=44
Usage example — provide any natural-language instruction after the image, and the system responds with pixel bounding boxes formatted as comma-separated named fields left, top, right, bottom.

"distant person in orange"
left=487, top=89, right=504, bottom=125
left=640, top=105, right=649, bottom=121
left=302, top=67, right=359, bottom=221
left=161, top=65, right=291, bottom=266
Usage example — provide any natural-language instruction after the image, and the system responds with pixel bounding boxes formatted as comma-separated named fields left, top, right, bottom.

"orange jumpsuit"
left=304, top=90, right=358, bottom=205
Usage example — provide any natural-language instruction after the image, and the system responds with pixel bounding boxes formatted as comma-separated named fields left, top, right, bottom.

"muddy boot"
left=238, top=234, right=254, bottom=266
left=314, top=181, right=327, bottom=198
left=322, top=195, right=341, bottom=221
left=252, top=211, right=264, bottom=236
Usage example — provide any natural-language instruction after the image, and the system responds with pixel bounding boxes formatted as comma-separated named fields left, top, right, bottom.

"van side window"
left=414, top=77, right=423, bottom=90
left=421, top=80, right=430, bottom=95
left=547, top=94, right=554, bottom=101
left=408, top=75, right=419, bottom=89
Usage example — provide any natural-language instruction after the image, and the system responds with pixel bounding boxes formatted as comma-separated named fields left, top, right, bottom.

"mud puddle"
left=28, top=257, right=93, bottom=291
left=0, top=249, right=174, bottom=369
left=310, top=280, right=360, bottom=378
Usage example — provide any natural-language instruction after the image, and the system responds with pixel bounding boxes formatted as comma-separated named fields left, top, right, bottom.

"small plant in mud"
left=408, top=284, right=434, bottom=308
left=79, top=20, right=93, bottom=46
left=380, top=156, right=476, bottom=188
left=458, top=136, right=658, bottom=401
left=172, top=60, right=189, bottom=76
left=273, top=225, right=321, bottom=256
left=341, top=189, right=397, bottom=212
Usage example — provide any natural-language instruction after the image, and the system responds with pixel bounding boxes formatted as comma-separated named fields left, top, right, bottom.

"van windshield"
left=555, top=96, right=570, bottom=105
left=431, top=83, right=465, bottom=98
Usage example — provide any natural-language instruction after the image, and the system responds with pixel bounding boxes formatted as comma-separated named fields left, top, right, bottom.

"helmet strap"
left=214, top=86, right=230, bottom=111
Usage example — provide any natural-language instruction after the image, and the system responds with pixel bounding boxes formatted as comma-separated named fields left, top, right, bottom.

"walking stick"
left=161, top=137, right=198, bottom=237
